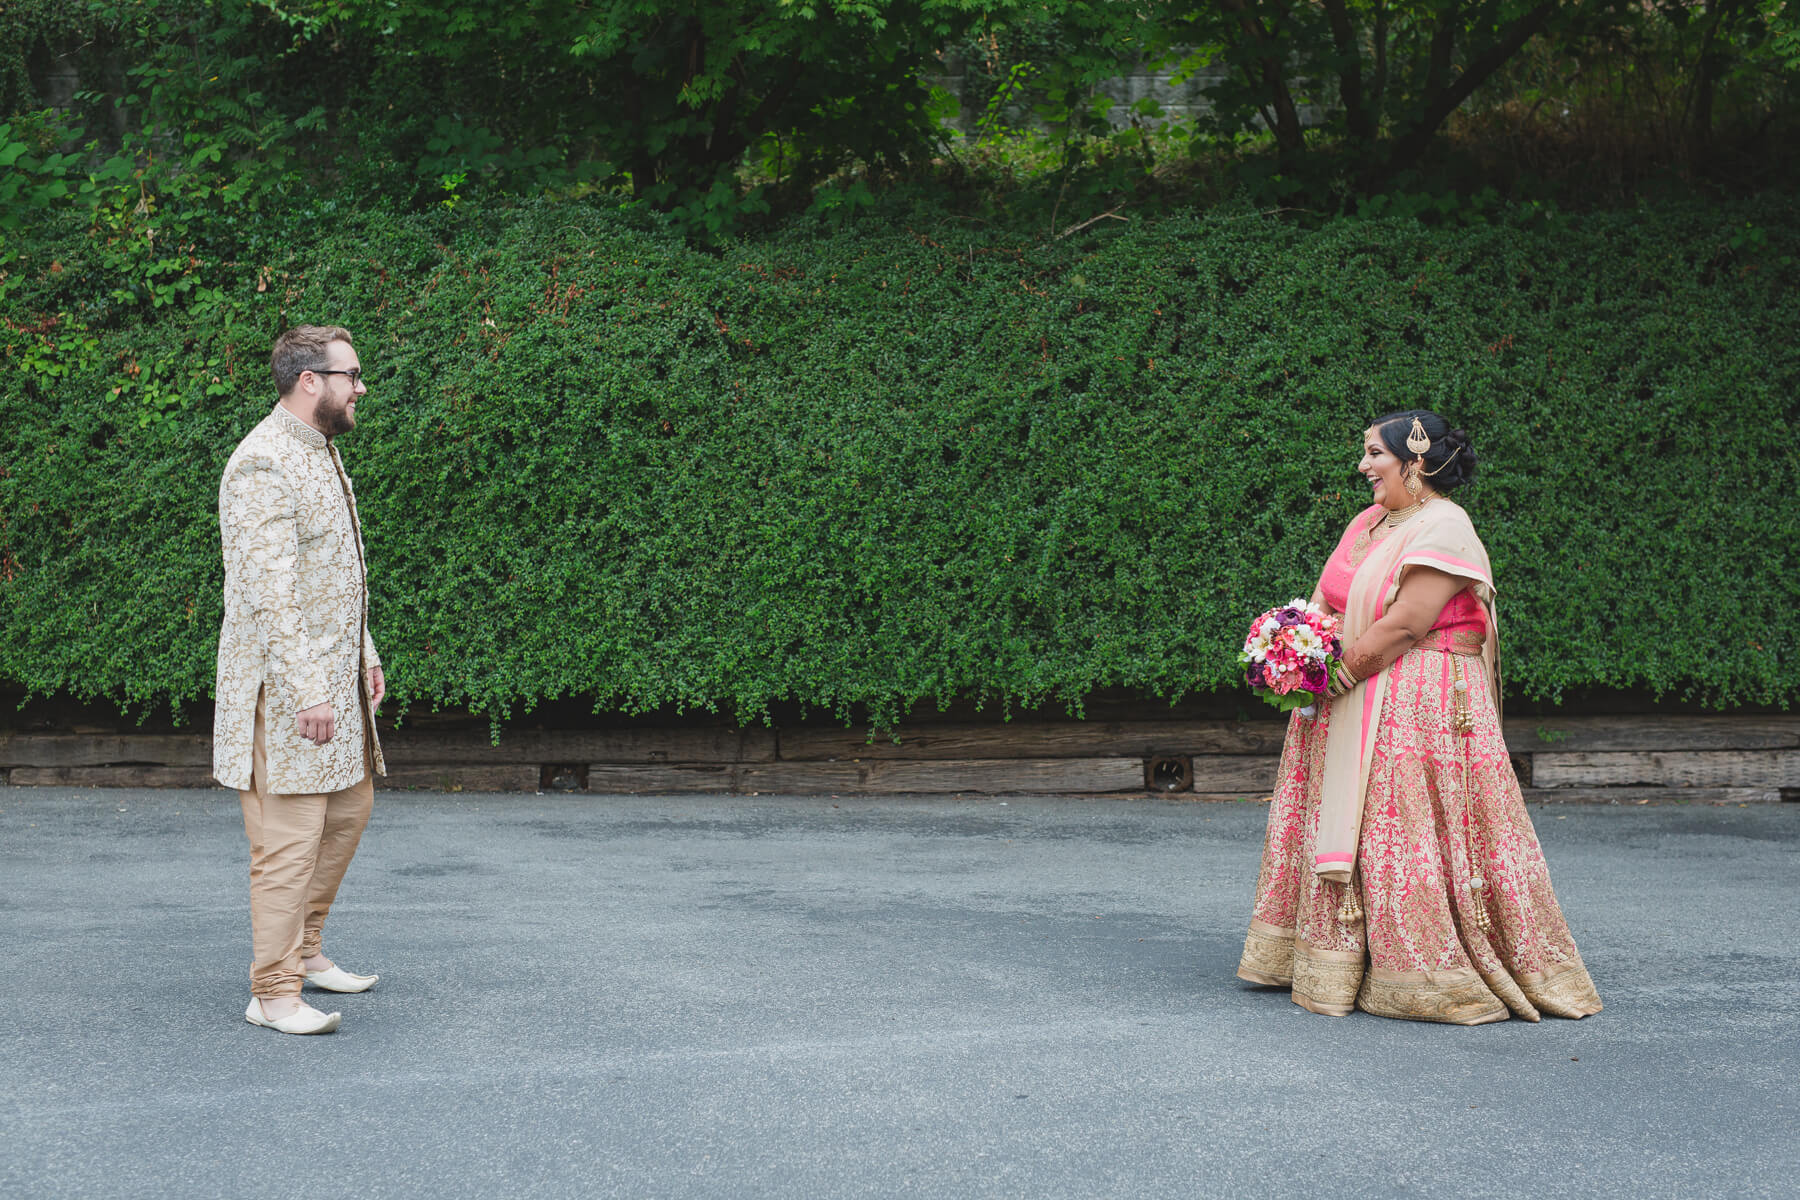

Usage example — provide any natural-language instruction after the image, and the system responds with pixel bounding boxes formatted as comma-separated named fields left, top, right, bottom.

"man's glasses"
left=308, top=367, right=365, bottom=385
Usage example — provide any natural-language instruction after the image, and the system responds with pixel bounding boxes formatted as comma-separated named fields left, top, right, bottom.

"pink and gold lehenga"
left=1237, top=501, right=1602, bottom=1024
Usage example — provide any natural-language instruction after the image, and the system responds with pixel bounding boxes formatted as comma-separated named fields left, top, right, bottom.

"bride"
left=1236, top=410, right=1602, bottom=1024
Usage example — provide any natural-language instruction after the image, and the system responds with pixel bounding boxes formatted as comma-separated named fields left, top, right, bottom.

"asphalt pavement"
left=3, top=788, right=1796, bottom=1199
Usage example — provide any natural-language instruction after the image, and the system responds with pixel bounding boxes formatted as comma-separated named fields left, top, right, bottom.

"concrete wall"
left=925, top=51, right=1328, bottom=136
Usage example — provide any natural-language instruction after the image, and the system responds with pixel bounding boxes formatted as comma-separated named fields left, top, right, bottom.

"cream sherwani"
left=213, top=403, right=386, bottom=792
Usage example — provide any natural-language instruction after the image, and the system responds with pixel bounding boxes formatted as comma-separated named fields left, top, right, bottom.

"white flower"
left=1259, top=617, right=1281, bottom=638
left=1288, top=597, right=1310, bottom=611
left=1290, top=625, right=1324, bottom=659
left=1247, top=629, right=1276, bottom=659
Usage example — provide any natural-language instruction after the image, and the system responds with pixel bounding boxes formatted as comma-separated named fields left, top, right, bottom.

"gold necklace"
left=1375, top=495, right=1431, bottom=533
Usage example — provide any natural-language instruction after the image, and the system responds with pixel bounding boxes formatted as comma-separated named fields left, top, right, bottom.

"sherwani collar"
left=270, top=402, right=329, bottom=450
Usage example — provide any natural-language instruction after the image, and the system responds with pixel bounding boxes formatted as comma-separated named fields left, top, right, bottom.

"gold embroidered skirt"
left=1237, top=647, right=1602, bottom=1025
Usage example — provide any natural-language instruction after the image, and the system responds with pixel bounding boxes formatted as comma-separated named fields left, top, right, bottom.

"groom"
left=213, top=325, right=388, bottom=1034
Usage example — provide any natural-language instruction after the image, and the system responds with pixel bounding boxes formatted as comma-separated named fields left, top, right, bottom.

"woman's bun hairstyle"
left=1371, top=409, right=1478, bottom=493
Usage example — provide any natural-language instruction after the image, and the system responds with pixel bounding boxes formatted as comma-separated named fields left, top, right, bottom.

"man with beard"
left=213, top=325, right=389, bottom=1034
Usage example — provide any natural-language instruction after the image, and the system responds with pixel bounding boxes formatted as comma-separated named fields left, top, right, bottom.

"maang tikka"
left=1405, top=417, right=1432, bottom=455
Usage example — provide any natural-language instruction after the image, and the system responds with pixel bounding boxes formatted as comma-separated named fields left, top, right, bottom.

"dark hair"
left=270, top=324, right=353, bottom=397
left=1370, top=409, right=1478, bottom=493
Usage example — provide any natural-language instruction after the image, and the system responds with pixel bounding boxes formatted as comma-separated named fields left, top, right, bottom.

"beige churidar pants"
left=238, top=688, right=374, bottom=998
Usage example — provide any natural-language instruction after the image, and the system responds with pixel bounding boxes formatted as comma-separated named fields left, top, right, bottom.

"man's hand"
left=297, top=703, right=336, bottom=746
left=366, top=665, right=386, bottom=711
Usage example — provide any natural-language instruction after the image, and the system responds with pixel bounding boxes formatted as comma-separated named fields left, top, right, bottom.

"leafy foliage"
left=7, top=0, right=1797, bottom=240
left=4, top=0, right=1011, bottom=236
left=949, top=0, right=1800, bottom=206
left=4, top=197, right=1796, bottom=722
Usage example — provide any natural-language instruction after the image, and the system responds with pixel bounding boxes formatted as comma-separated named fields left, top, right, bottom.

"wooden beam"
left=1189, top=755, right=1281, bottom=792
left=1531, top=751, right=1800, bottom=789
left=380, top=727, right=776, bottom=766
left=586, top=765, right=738, bottom=794
left=735, top=758, right=1146, bottom=795
left=778, top=720, right=1287, bottom=761
left=1504, top=716, right=1800, bottom=753
left=8, top=766, right=222, bottom=788
left=0, top=735, right=213, bottom=768
left=378, top=766, right=541, bottom=792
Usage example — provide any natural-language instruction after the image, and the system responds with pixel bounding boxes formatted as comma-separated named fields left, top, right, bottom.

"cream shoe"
left=303, top=965, right=379, bottom=993
left=245, top=997, right=341, bottom=1034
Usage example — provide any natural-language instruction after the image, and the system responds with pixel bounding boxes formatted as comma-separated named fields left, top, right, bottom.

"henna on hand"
left=1344, top=647, right=1385, bottom=681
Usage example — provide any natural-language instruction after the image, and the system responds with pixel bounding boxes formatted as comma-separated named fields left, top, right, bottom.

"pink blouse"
left=1319, top=506, right=1485, bottom=634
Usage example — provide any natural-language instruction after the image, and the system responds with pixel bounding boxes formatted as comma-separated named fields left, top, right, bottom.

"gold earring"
left=1404, top=460, right=1423, bottom=495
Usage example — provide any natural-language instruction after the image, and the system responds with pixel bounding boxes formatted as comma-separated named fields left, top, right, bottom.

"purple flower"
left=1276, top=607, right=1305, bottom=627
left=1246, top=662, right=1267, bottom=688
left=1302, top=663, right=1328, bottom=693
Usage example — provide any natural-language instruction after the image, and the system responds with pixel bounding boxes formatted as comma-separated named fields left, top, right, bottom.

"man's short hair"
left=270, top=325, right=354, bottom=397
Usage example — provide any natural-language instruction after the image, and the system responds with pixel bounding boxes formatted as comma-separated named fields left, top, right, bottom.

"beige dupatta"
left=1312, top=499, right=1499, bottom=884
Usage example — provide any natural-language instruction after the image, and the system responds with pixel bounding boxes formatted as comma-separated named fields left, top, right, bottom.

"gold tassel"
left=1451, top=656, right=1475, bottom=802
left=1336, top=882, right=1364, bottom=926
left=1451, top=657, right=1475, bottom=735
left=1469, top=875, right=1493, bottom=933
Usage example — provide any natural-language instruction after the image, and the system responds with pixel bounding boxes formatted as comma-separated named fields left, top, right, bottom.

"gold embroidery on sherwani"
left=213, top=404, right=387, bottom=794
left=1237, top=919, right=1296, bottom=986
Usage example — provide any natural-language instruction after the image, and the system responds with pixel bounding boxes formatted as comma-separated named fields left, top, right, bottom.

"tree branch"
left=1424, top=1, right=1461, bottom=99
left=1055, top=206, right=1129, bottom=240
left=1680, top=0, right=1746, bottom=159
left=1320, top=0, right=1374, bottom=143
left=1379, top=0, right=1559, bottom=177
left=1217, top=0, right=1306, bottom=156
left=1370, top=0, right=1389, bottom=116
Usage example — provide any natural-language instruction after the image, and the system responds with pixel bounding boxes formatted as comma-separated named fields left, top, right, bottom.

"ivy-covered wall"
left=3, top=199, right=1795, bottom=723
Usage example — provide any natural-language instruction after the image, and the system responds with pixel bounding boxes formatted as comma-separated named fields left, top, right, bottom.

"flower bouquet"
left=1240, top=599, right=1344, bottom=717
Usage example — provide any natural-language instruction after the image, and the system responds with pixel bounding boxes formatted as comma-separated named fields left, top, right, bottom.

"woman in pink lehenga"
left=1237, top=410, right=1602, bottom=1025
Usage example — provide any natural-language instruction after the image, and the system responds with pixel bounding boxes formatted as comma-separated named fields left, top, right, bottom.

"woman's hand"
left=1330, top=567, right=1468, bottom=696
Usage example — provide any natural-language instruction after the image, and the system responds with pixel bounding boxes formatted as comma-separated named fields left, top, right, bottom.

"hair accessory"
left=1404, top=417, right=1432, bottom=456
left=1421, top=445, right=1463, bottom=478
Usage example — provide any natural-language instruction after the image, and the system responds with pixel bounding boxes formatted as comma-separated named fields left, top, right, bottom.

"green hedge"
left=3, top=198, right=1797, bottom=722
